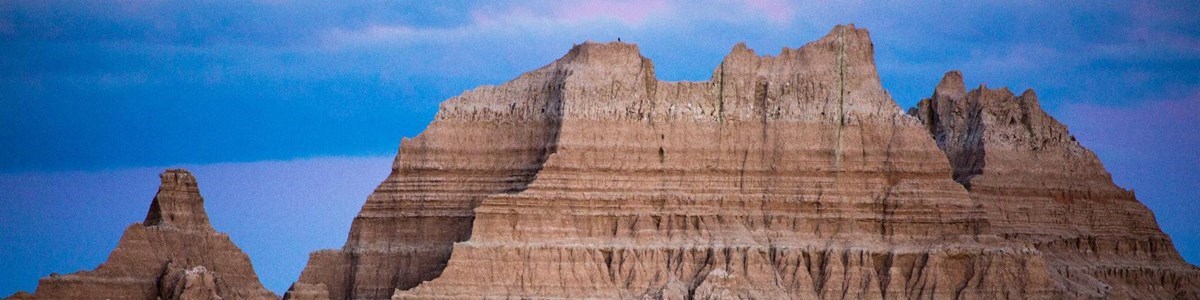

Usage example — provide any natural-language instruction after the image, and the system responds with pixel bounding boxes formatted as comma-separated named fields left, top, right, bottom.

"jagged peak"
left=716, top=24, right=878, bottom=80
left=720, top=24, right=873, bottom=63
left=1019, top=88, right=1039, bottom=105
left=814, top=23, right=874, bottom=57
left=143, top=169, right=212, bottom=230
left=830, top=23, right=863, bottom=33
left=160, top=169, right=198, bottom=189
left=936, top=70, right=966, bottom=96
left=729, top=42, right=756, bottom=56
left=920, top=71, right=1084, bottom=156
left=968, top=84, right=1045, bottom=111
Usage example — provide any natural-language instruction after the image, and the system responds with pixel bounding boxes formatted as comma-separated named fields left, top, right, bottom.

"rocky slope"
left=911, top=71, right=1200, bottom=298
left=9, top=169, right=277, bottom=300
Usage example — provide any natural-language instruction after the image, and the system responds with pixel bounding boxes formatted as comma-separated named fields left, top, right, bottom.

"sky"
left=1, top=0, right=1197, bottom=296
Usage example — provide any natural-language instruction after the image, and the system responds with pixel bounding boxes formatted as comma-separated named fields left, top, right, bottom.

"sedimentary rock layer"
left=912, top=72, right=1200, bottom=298
left=12, top=169, right=276, bottom=300
left=6, top=23, right=1196, bottom=300
left=293, top=24, right=1097, bottom=299
left=292, top=40, right=566, bottom=299
left=393, top=23, right=1061, bottom=300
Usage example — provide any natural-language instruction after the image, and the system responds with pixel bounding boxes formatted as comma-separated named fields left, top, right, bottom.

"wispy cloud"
left=553, top=0, right=671, bottom=25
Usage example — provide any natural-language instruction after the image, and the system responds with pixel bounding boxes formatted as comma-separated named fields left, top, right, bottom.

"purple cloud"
left=1062, top=89, right=1200, bottom=162
left=555, top=0, right=671, bottom=25
left=742, top=0, right=795, bottom=23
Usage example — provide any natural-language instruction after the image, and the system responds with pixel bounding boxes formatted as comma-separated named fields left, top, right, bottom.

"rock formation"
left=385, top=23, right=1063, bottom=300
left=911, top=71, right=1200, bottom=298
left=282, top=283, right=331, bottom=300
left=7, top=24, right=1197, bottom=300
left=10, top=169, right=277, bottom=300
left=290, top=24, right=1200, bottom=299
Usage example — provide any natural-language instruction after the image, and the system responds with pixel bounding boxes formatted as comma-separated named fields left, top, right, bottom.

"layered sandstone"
left=292, top=35, right=566, bottom=298
left=10, top=169, right=277, bottom=300
left=912, top=72, right=1200, bottom=298
left=5, top=24, right=1196, bottom=300
left=293, top=24, right=1088, bottom=299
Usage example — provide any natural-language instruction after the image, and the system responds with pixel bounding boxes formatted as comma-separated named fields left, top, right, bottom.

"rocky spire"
left=935, top=70, right=966, bottom=97
left=143, top=169, right=212, bottom=230
left=12, top=168, right=276, bottom=299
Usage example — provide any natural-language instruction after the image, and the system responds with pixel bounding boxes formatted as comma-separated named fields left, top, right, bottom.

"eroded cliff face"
left=290, top=24, right=1093, bottom=299
left=6, top=24, right=1196, bottom=300
left=13, top=170, right=277, bottom=300
left=912, top=72, right=1200, bottom=299
left=290, top=33, right=567, bottom=300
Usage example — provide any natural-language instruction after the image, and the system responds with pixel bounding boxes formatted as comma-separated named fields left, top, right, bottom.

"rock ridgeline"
left=9, top=24, right=1199, bottom=299
left=288, top=24, right=1197, bottom=299
left=911, top=72, right=1200, bottom=298
left=9, top=169, right=277, bottom=300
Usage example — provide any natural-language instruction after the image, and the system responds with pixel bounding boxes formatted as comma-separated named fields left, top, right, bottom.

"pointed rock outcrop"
left=143, top=170, right=211, bottom=230
left=11, top=169, right=277, bottom=300
left=912, top=71, right=1200, bottom=298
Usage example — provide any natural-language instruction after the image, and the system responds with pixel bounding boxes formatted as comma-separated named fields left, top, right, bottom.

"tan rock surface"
left=2, top=293, right=34, bottom=300
left=11, top=169, right=277, bottom=300
left=283, top=283, right=331, bottom=300
left=912, top=71, right=1200, bottom=298
left=297, top=24, right=1093, bottom=299
left=7, top=23, right=1196, bottom=300
left=392, top=24, right=1058, bottom=299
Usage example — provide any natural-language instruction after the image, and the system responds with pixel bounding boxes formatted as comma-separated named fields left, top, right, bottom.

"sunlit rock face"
left=913, top=72, right=1200, bottom=298
left=6, top=23, right=1196, bottom=300
left=289, top=24, right=1194, bottom=299
left=388, top=23, right=1054, bottom=300
left=13, top=169, right=277, bottom=300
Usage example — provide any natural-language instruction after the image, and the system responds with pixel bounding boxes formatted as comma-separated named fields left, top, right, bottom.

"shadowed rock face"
left=10, top=169, right=277, bottom=300
left=912, top=72, right=1200, bottom=298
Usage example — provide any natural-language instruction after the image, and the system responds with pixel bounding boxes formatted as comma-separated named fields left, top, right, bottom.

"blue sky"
left=1, top=0, right=1198, bottom=296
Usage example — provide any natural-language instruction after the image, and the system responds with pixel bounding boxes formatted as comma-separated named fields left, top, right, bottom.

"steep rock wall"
left=384, top=25, right=1057, bottom=299
left=292, top=37, right=570, bottom=300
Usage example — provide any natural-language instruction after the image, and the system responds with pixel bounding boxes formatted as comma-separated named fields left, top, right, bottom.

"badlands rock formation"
left=10, top=169, right=276, bottom=300
left=911, top=72, right=1200, bottom=298
left=288, top=24, right=1200, bottom=299
left=7, top=24, right=1197, bottom=299
left=389, top=25, right=1052, bottom=299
